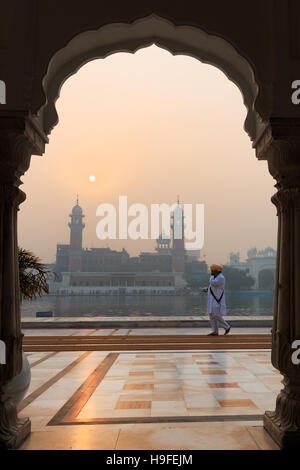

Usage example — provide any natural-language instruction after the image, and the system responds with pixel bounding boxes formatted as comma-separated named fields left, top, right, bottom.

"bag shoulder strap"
left=210, top=286, right=224, bottom=304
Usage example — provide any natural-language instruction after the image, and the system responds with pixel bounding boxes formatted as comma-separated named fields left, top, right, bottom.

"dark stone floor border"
left=49, top=414, right=264, bottom=426
left=22, top=319, right=273, bottom=329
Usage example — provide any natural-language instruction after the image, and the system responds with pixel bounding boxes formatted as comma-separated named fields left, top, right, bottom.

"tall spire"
left=68, top=199, right=85, bottom=273
left=76, top=194, right=79, bottom=205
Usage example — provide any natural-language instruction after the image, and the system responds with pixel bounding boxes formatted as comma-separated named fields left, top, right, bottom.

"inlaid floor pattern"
left=20, top=349, right=282, bottom=427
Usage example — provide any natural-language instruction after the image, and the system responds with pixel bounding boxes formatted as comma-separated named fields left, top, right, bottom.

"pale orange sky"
left=19, top=45, right=277, bottom=265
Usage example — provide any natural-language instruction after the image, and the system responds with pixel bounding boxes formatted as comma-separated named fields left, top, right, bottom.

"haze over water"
left=21, top=293, right=274, bottom=318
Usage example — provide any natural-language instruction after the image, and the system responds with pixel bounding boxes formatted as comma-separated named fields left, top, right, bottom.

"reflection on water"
left=21, top=293, right=274, bottom=318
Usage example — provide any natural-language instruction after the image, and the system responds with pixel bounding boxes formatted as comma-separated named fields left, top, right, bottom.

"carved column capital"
left=0, top=111, right=48, bottom=188
left=0, top=185, right=26, bottom=208
left=271, top=188, right=300, bottom=214
left=253, top=118, right=300, bottom=190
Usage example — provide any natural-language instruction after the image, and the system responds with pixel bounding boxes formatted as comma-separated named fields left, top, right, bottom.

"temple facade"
left=51, top=200, right=207, bottom=294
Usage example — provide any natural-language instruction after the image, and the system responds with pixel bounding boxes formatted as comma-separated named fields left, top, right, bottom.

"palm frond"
left=18, top=248, right=50, bottom=300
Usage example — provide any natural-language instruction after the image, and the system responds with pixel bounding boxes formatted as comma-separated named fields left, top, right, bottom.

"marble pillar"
left=254, top=118, right=300, bottom=448
left=0, top=112, right=46, bottom=449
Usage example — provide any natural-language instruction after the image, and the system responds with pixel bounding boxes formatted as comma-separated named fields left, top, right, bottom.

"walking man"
left=203, top=264, right=231, bottom=336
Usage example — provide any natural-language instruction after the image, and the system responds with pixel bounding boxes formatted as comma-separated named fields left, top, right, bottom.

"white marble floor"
left=19, top=328, right=279, bottom=450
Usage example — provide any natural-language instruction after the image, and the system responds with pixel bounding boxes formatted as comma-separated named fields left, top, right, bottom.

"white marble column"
left=0, top=112, right=47, bottom=449
left=254, top=119, right=300, bottom=448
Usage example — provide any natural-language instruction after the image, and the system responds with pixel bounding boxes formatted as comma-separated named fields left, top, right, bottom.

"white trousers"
left=209, top=312, right=230, bottom=334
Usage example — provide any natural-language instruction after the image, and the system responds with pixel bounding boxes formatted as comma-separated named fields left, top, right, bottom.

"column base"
left=264, top=411, right=300, bottom=449
left=0, top=416, right=31, bottom=450
left=0, top=353, right=32, bottom=449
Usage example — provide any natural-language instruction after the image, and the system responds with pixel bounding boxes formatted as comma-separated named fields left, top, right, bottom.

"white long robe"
left=207, top=273, right=227, bottom=316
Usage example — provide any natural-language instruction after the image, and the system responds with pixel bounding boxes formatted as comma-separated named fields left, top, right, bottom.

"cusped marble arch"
left=40, top=14, right=264, bottom=141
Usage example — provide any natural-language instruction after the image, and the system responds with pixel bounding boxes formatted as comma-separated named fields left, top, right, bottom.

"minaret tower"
left=68, top=196, right=85, bottom=272
left=171, top=197, right=186, bottom=279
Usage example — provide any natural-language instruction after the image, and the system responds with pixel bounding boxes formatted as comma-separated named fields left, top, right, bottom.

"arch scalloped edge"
left=39, top=14, right=265, bottom=142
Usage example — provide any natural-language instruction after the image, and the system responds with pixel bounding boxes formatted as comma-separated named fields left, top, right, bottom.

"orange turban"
left=210, top=264, right=222, bottom=272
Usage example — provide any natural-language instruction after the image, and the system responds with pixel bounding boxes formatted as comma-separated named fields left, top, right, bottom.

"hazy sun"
left=89, top=175, right=96, bottom=182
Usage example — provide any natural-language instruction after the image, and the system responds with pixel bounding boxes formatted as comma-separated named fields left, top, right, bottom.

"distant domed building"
left=227, top=247, right=276, bottom=289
